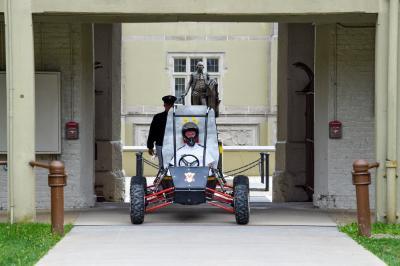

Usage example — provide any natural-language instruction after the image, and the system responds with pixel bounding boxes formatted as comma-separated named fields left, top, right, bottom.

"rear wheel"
left=130, top=176, right=145, bottom=224
left=233, top=175, right=250, bottom=225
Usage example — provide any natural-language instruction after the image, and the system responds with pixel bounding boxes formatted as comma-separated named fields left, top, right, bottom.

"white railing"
left=123, top=145, right=276, bottom=152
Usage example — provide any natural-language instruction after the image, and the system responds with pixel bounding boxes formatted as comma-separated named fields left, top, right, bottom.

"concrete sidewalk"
left=38, top=225, right=384, bottom=266
left=73, top=203, right=336, bottom=226
left=37, top=203, right=384, bottom=266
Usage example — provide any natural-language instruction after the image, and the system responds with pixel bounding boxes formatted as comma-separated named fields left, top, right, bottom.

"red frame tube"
left=208, top=202, right=234, bottom=213
left=143, top=186, right=236, bottom=214
left=147, top=195, right=166, bottom=204
left=146, top=201, right=173, bottom=212
left=213, top=192, right=233, bottom=202
left=145, top=187, right=174, bottom=199
left=206, top=187, right=233, bottom=199
left=213, top=195, right=233, bottom=204
left=217, top=184, right=233, bottom=189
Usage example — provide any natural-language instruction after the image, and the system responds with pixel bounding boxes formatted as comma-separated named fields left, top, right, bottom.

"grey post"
left=260, top=153, right=265, bottom=184
left=136, top=152, right=143, bottom=177
left=265, top=153, right=270, bottom=191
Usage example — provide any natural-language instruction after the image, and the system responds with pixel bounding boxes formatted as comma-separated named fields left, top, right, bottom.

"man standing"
left=184, top=61, right=210, bottom=105
left=147, top=95, right=176, bottom=168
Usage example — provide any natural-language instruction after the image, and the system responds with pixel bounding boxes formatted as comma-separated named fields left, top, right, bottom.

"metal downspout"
left=375, top=1, right=389, bottom=222
left=5, top=0, right=14, bottom=224
left=386, top=0, right=399, bottom=224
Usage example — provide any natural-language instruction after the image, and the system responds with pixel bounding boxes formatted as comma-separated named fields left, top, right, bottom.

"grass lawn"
left=0, top=223, right=73, bottom=266
left=340, top=223, right=400, bottom=266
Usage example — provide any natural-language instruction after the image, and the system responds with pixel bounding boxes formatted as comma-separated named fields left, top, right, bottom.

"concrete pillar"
left=80, top=23, right=96, bottom=206
left=94, top=24, right=123, bottom=202
left=274, top=23, right=289, bottom=202
left=5, top=0, right=36, bottom=222
left=313, top=24, right=334, bottom=206
left=274, top=23, right=314, bottom=202
left=268, top=23, right=278, bottom=146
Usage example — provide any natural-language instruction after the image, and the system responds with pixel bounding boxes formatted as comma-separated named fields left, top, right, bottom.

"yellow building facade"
left=121, top=22, right=277, bottom=175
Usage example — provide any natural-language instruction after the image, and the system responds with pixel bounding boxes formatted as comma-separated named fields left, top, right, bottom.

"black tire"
left=233, top=175, right=250, bottom=225
left=233, top=175, right=249, bottom=188
left=142, top=177, right=148, bottom=195
left=130, top=176, right=145, bottom=224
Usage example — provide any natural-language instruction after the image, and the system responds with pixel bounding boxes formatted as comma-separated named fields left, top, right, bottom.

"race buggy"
left=130, top=105, right=250, bottom=225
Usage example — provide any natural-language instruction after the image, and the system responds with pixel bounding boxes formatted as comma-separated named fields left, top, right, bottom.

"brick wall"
left=314, top=26, right=375, bottom=209
left=0, top=23, right=95, bottom=210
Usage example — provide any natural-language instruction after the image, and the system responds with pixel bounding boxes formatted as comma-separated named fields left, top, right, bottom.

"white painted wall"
left=0, top=23, right=95, bottom=209
left=314, top=24, right=375, bottom=209
left=314, top=25, right=331, bottom=199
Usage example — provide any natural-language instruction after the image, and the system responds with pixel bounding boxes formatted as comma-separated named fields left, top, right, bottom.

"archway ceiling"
left=0, top=0, right=378, bottom=24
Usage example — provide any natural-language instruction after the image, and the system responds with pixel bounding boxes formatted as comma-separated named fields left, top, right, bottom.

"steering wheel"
left=178, top=154, right=200, bottom=167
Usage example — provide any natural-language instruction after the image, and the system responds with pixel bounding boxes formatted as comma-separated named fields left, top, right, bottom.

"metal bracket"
left=383, top=215, right=399, bottom=219
left=386, top=160, right=397, bottom=168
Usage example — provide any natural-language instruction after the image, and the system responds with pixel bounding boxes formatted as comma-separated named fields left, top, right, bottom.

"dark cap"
left=162, top=95, right=177, bottom=104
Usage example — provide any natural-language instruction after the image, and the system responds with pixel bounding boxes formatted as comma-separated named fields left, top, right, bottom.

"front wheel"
left=233, top=175, right=250, bottom=225
left=130, top=176, right=145, bottom=224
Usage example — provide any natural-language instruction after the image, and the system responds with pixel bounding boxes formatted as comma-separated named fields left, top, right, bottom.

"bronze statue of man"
left=184, top=61, right=210, bottom=105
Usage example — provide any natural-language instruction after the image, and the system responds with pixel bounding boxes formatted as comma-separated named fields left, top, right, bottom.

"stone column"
left=5, top=0, right=36, bottom=222
left=273, top=23, right=289, bottom=202
left=94, top=24, right=123, bottom=202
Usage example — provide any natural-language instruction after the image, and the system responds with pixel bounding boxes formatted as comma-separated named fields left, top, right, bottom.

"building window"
left=207, top=58, right=219, bottom=73
left=174, top=77, right=186, bottom=104
left=174, top=58, right=186, bottom=73
left=190, top=58, right=202, bottom=72
left=169, top=53, right=223, bottom=102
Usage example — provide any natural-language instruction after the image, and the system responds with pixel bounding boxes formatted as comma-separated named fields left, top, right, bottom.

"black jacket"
left=147, top=111, right=168, bottom=149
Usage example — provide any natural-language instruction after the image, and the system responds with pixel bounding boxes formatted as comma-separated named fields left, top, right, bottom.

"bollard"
left=352, top=160, right=379, bottom=237
left=260, top=153, right=265, bottom=184
left=49, top=161, right=67, bottom=235
left=218, top=140, right=223, bottom=172
left=30, top=160, right=67, bottom=235
left=136, top=152, right=143, bottom=177
left=265, top=153, right=270, bottom=191
left=260, top=153, right=270, bottom=191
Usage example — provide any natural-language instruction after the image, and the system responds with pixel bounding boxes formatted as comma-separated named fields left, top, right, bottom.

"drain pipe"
left=4, top=0, right=15, bottom=225
left=386, top=0, right=398, bottom=224
left=375, top=0, right=389, bottom=222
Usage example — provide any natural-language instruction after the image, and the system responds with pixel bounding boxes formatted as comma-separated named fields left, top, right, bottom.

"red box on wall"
left=65, top=121, right=79, bottom=140
left=329, top=120, right=342, bottom=139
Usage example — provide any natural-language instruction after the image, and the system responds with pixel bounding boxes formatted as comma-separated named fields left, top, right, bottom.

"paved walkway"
left=37, top=203, right=384, bottom=266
